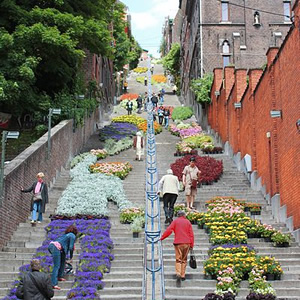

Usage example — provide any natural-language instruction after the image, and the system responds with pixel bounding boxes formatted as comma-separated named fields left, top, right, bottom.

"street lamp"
left=0, top=131, right=20, bottom=200
left=47, top=108, right=61, bottom=159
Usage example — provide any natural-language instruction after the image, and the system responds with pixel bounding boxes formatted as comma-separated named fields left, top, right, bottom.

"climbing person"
left=158, top=169, right=180, bottom=224
left=123, top=81, right=128, bottom=93
left=136, top=95, right=143, bottom=114
left=133, top=131, right=144, bottom=161
left=126, top=99, right=133, bottom=115
left=151, top=93, right=158, bottom=108
left=16, top=259, right=54, bottom=300
left=173, top=85, right=177, bottom=95
left=21, top=172, right=49, bottom=224
left=163, top=108, right=170, bottom=129
left=157, top=106, right=164, bottom=125
left=160, top=210, right=194, bottom=287
left=182, top=157, right=201, bottom=209
left=48, top=225, right=78, bottom=290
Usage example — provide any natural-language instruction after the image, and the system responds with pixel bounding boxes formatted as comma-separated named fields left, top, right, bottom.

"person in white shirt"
left=158, top=169, right=180, bottom=224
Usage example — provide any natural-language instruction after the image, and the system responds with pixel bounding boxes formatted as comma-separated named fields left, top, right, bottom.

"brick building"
left=208, top=0, right=300, bottom=241
left=176, top=0, right=295, bottom=126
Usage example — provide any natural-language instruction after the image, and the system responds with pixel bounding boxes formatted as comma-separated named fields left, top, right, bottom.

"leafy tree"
left=162, top=42, right=181, bottom=89
left=190, top=73, right=213, bottom=104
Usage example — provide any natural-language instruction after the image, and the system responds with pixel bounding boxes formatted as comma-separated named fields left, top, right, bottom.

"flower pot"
left=198, top=223, right=204, bottom=229
left=274, top=242, right=290, bottom=247
left=264, top=237, right=272, bottom=242
left=266, top=273, right=275, bottom=281
left=247, top=233, right=256, bottom=238
left=204, top=274, right=213, bottom=280
left=274, top=274, right=281, bottom=280
left=250, top=211, right=261, bottom=215
left=205, top=227, right=210, bottom=234
left=242, top=273, right=249, bottom=280
left=133, top=232, right=139, bottom=238
left=244, top=207, right=250, bottom=212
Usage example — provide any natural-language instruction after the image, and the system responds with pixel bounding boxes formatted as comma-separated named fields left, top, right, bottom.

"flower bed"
left=90, top=149, right=108, bottom=160
left=57, top=154, right=133, bottom=217
left=120, top=207, right=145, bottom=224
left=152, top=74, right=167, bottom=83
left=170, top=155, right=223, bottom=184
left=178, top=134, right=214, bottom=150
left=202, top=197, right=282, bottom=298
left=104, top=137, right=133, bottom=156
left=119, top=99, right=138, bottom=112
left=120, top=93, right=138, bottom=101
left=2, top=219, right=113, bottom=300
left=133, top=67, right=148, bottom=73
left=111, top=115, right=162, bottom=134
left=171, top=106, right=193, bottom=121
left=169, top=122, right=202, bottom=138
left=89, top=162, right=132, bottom=179
left=203, top=147, right=223, bottom=154
left=99, top=122, right=138, bottom=141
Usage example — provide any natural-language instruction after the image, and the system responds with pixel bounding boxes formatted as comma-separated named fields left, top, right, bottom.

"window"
left=222, top=41, right=230, bottom=67
left=223, top=56, right=230, bottom=67
left=221, top=1, right=229, bottom=22
left=283, top=1, right=291, bottom=22
left=222, top=41, right=230, bottom=54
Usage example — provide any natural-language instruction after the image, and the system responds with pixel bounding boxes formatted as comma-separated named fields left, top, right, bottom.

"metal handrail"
left=142, top=59, right=165, bottom=300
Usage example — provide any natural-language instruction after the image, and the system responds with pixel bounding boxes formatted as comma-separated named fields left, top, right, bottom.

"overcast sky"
left=121, top=0, right=179, bottom=57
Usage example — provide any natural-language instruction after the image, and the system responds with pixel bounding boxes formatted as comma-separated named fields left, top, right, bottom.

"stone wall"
left=0, top=111, right=98, bottom=250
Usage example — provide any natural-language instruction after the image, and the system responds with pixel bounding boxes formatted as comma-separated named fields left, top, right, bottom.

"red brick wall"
left=0, top=112, right=99, bottom=250
left=208, top=0, right=300, bottom=229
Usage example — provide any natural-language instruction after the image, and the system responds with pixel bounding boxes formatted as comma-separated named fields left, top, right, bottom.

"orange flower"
left=152, top=75, right=167, bottom=83
left=120, top=93, right=139, bottom=101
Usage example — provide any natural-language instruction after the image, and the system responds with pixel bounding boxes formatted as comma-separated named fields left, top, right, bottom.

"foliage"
left=99, top=122, right=138, bottom=141
left=130, top=216, right=144, bottom=233
left=0, top=1, right=115, bottom=117
left=104, top=137, right=133, bottom=156
left=271, top=232, right=291, bottom=245
left=171, top=106, right=193, bottom=121
left=112, top=2, right=141, bottom=71
left=162, top=43, right=180, bottom=86
left=190, top=73, right=213, bottom=104
left=120, top=207, right=145, bottom=224
left=90, top=149, right=108, bottom=160
left=57, top=154, right=133, bottom=216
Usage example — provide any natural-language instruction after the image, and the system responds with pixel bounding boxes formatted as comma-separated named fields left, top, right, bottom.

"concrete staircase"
left=157, top=147, right=300, bottom=299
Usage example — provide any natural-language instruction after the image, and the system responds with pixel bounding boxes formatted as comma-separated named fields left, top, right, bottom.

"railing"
left=142, top=59, right=165, bottom=300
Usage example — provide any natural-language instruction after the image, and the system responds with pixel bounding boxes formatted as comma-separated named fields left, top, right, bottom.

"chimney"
left=224, top=66, right=235, bottom=99
left=266, top=47, right=279, bottom=68
left=235, top=69, right=248, bottom=102
left=248, top=69, right=263, bottom=93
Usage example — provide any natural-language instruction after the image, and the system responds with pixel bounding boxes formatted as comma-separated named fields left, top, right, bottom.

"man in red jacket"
left=160, top=210, right=194, bottom=287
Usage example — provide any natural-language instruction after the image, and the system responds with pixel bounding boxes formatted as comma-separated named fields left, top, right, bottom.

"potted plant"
left=250, top=205, right=262, bottom=215
left=271, top=232, right=291, bottom=247
left=130, top=217, right=144, bottom=238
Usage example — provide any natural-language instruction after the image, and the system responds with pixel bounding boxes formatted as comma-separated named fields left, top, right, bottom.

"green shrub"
left=171, top=106, right=193, bottom=121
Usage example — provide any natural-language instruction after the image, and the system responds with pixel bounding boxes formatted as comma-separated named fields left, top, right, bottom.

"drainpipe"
left=199, top=0, right=203, bottom=77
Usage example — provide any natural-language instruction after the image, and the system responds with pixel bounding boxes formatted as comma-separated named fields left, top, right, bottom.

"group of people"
left=158, top=157, right=201, bottom=286
left=157, top=106, right=170, bottom=128
left=17, top=148, right=200, bottom=296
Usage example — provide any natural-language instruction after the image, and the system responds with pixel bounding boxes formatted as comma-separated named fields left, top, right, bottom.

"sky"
left=121, top=0, right=179, bottom=57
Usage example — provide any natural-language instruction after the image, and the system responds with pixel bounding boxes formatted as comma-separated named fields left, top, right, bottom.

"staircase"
left=158, top=150, right=300, bottom=300
left=0, top=169, right=74, bottom=300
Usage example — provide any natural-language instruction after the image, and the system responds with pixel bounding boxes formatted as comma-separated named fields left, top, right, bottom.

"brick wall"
left=0, top=111, right=98, bottom=250
left=208, top=0, right=300, bottom=229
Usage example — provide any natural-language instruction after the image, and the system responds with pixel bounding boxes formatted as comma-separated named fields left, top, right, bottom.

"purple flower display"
left=1, top=218, right=114, bottom=300
left=99, top=122, right=138, bottom=141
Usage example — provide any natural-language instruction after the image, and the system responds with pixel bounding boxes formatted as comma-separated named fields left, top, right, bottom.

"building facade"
left=176, top=0, right=294, bottom=126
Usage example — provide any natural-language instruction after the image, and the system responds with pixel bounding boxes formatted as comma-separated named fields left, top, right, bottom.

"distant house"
left=141, top=49, right=149, bottom=61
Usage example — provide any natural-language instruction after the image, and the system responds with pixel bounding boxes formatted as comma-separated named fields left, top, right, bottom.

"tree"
left=162, top=43, right=181, bottom=86
left=190, top=74, right=213, bottom=104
